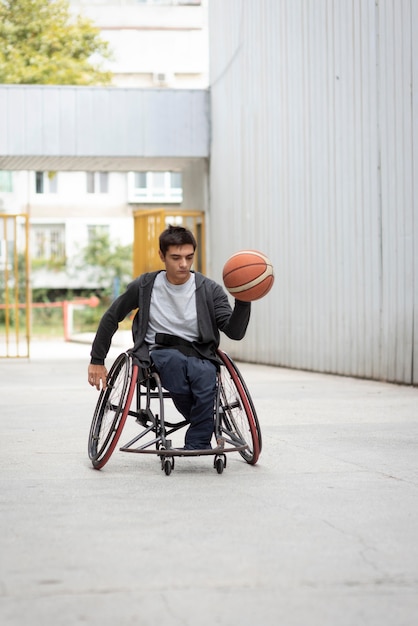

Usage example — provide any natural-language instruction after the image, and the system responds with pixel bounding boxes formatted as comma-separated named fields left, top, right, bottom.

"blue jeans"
left=150, top=349, right=217, bottom=448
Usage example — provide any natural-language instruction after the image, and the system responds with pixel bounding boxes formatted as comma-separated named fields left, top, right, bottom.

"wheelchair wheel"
left=217, top=350, right=262, bottom=465
left=88, top=352, right=138, bottom=469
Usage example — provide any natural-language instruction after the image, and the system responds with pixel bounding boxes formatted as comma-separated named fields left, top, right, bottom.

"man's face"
left=160, top=244, right=195, bottom=285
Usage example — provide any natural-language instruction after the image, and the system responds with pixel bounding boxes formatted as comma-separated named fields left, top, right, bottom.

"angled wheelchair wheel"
left=88, top=352, right=138, bottom=469
left=217, top=350, right=262, bottom=465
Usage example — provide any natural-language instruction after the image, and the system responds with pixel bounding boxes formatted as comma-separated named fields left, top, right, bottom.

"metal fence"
left=0, top=214, right=30, bottom=358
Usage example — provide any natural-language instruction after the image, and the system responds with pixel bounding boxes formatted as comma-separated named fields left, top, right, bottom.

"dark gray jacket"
left=90, top=271, right=251, bottom=366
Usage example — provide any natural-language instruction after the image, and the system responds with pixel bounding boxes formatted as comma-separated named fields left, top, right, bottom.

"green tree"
left=76, top=232, right=133, bottom=299
left=0, top=0, right=112, bottom=84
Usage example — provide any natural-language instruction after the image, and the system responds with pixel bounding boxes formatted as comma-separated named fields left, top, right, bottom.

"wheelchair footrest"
left=120, top=443, right=248, bottom=456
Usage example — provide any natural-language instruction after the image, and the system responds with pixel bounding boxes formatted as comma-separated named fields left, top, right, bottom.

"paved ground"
left=1, top=337, right=418, bottom=626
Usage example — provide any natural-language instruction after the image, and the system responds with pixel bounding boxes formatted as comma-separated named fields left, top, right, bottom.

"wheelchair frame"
left=88, top=349, right=262, bottom=475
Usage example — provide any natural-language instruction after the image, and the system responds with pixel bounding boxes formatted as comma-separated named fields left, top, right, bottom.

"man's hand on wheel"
left=88, top=364, right=108, bottom=390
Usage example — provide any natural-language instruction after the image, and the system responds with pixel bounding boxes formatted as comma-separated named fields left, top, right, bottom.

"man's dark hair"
left=159, top=225, right=197, bottom=256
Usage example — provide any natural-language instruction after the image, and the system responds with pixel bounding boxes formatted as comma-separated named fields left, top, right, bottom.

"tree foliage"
left=0, top=0, right=112, bottom=84
left=77, top=232, right=133, bottom=298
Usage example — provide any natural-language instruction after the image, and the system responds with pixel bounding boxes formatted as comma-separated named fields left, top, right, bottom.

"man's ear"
left=159, top=250, right=165, bottom=263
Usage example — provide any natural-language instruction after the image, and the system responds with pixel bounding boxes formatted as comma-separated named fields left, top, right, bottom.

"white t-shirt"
left=145, top=272, right=199, bottom=345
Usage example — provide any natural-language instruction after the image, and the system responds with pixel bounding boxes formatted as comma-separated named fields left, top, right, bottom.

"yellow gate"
left=133, top=209, right=205, bottom=276
left=0, top=214, right=31, bottom=358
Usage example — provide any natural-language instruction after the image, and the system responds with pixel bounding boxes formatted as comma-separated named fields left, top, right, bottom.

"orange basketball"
left=222, top=250, right=274, bottom=302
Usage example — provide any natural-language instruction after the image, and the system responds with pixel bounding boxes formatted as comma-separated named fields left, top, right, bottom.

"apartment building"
left=0, top=0, right=208, bottom=290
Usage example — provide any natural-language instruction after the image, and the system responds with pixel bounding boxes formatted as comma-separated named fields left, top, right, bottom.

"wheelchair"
left=88, top=348, right=262, bottom=475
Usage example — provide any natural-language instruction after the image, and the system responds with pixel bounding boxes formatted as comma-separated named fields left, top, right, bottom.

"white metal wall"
left=0, top=86, right=209, bottom=170
left=208, top=0, right=418, bottom=385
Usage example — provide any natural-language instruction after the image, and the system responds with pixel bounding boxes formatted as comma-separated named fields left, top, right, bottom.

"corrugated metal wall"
left=208, top=0, right=418, bottom=385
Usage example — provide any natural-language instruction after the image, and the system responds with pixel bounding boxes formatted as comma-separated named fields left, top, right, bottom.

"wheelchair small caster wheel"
left=162, top=458, right=174, bottom=476
left=214, top=456, right=225, bottom=474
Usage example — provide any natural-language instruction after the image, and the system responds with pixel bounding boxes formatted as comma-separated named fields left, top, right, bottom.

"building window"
left=35, top=172, right=44, bottom=194
left=87, top=172, right=109, bottom=194
left=0, top=171, right=13, bottom=192
left=135, top=172, right=147, bottom=190
left=128, top=171, right=183, bottom=203
left=35, top=172, right=58, bottom=194
left=86, top=172, right=95, bottom=193
left=49, top=173, right=58, bottom=194
left=99, top=172, right=109, bottom=193
left=32, top=224, right=65, bottom=261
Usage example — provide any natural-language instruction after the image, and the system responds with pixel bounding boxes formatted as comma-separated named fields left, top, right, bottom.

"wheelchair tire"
left=217, top=350, right=262, bottom=465
left=88, top=352, right=138, bottom=469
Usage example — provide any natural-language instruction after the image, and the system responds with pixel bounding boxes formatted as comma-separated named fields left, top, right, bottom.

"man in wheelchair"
left=88, top=225, right=251, bottom=451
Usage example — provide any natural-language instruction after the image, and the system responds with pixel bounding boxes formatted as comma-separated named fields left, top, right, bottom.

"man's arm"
left=220, top=298, right=251, bottom=339
left=212, top=282, right=251, bottom=340
left=88, top=279, right=140, bottom=389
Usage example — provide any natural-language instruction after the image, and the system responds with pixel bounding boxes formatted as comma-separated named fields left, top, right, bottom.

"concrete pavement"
left=1, top=337, right=418, bottom=626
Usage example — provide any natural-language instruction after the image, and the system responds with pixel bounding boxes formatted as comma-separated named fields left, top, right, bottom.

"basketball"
left=222, top=250, right=274, bottom=302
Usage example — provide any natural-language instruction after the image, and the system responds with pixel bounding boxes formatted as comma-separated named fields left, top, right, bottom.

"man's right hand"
left=88, top=364, right=108, bottom=390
